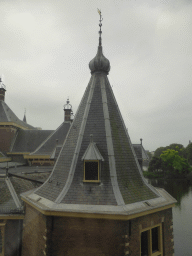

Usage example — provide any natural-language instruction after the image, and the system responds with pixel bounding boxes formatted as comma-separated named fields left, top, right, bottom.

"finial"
left=97, top=9, right=103, bottom=46
left=90, top=134, right=93, bottom=142
left=23, top=108, right=27, bottom=123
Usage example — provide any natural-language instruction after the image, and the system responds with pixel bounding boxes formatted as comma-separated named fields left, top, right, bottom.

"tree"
left=154, top=143, right=184, bottom=158
left=148, top=156, right=163, bottom=173
left=183, top=143, right=192, bottom=165
left=154, top=147, right=166, bottom=157
left=160, top=149, right=191, bottom=175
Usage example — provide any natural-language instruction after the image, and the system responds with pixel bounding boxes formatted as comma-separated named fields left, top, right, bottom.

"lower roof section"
left=21, top=187, right=176, bottom=220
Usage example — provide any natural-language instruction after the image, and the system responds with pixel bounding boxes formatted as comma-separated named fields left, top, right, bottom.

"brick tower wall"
left=128, top=208, right=174, bottom=256
left=21, top=204, right=47, bottom=256
left=22, top=203, right=174, bottom=256
left=0, top=127, right=17, bottom=153
left=4, top=219, right=23, bottom=256
left=50, top=217, right=126, bottom=256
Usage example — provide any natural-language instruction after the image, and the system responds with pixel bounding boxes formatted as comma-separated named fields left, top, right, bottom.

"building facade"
left=21, top=13, right=176, bottom=256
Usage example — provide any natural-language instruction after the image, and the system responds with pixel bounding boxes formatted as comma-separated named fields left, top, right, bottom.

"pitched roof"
left=23, top=38, right=176, bottom=216
left=0, top=174, right=36, bottom=214
left=30, top=122, right=70, bottom=156
left=82, top=141, right=104, bottom=161
left=10, top=129, right=53, bottom=153
left=132, top=144, right=149, bottom=160
left=0, top=100, right=34, bottom=129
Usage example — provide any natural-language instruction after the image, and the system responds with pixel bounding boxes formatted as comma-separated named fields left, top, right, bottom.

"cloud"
left=0, top=0, right=192, bottom=151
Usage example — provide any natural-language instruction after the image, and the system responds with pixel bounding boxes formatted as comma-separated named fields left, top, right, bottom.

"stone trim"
left=105, top=76, right=160, bottom=197
left=101, top=75, right=124, bottom=206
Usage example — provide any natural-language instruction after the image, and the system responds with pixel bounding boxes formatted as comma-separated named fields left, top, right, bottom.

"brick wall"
left=0, top=127, right=17, bottom=153
left=50, top=217, right=125, bottom=256
left=22, top=205, right=174, bottom=256
left=4, top=219, right=22, bottom=256
left=22, top=204, right=47, bottom=256
left=128, top=208, right=174, bottom=256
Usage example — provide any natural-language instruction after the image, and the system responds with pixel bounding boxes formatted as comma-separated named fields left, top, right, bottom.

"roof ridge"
left=5, top=177, right=22, bottom=208
left=105, top=76, right=159, bottom=197
left=55, top=75, right=97, bottom=203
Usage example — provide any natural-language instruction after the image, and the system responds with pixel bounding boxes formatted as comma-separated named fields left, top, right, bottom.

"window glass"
left=0, top=228, right=2, bottom=253
left=85, top=162, right=98, bottom=180
left=141, top=230, right=148, bottom=256
left=152, top=227, right=159, bottom=253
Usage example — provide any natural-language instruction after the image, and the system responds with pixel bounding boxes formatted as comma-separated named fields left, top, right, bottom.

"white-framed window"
left=140, top=224, right=163, bottom=256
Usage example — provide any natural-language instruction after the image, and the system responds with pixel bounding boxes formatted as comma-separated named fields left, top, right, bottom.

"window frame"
left=140, top=224, right=163, bottom=256
left=83, top=160, right=100, bottom=182
left=0, top=221, right=6, bottom=256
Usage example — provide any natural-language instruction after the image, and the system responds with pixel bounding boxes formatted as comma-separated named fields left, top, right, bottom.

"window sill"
left=83, top=180, right=101, bottom=183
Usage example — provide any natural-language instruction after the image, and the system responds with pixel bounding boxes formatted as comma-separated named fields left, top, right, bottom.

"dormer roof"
left=82, top=140, right=104, bottom=161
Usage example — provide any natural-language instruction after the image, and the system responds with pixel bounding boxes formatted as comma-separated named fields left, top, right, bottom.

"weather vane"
left=97, top=9, right=103, bottom=46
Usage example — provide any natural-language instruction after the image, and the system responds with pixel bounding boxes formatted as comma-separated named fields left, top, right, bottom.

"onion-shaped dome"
left=89, top=46, right=110, bottom=75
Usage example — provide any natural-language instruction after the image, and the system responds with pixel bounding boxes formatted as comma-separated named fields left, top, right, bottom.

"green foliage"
left=160, top=149, right=191, bottom=175
left=148, top=156, right=163, bottom=172
left=154, top=147, right=165, bottom=157
left=154, top=143, right=184, bottom=157
left=148, top=144, right=192, bottom=177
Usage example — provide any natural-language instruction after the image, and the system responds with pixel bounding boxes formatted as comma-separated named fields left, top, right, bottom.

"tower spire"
left=97, top=9, right=103, bottom=46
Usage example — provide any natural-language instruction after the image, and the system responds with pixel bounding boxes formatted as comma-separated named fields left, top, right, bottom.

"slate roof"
left=132, top=144, right=149, bottom=161
left=0, top=100, right=34, bottom=129
left=10, top=129, right=53, bottom=153
left=0, top=174, right=37, bottom=214
left=8, top=165, right=52, bottom=183
left=30, top=122, right=70, bottom=156
left=23, top=37, right=176, bottom=216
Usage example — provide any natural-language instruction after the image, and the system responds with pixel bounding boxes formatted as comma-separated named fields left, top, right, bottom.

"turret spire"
left=97, top=9, right=103, bottom=46
left=89, top=10, right=110, bottom=74
left=23, top=108, right=27, bottom=123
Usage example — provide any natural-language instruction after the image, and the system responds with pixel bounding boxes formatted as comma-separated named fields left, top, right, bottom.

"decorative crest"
left=0, top=75, right=6, bottom=90
left=97, top=9, right=103, bottom=46
left=64, top=98, right=72, bottom=110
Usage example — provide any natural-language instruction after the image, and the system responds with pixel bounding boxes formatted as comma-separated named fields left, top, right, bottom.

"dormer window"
left=84, top=160, right=99, bottom=181
left=82, top=135, right=104, bottom=182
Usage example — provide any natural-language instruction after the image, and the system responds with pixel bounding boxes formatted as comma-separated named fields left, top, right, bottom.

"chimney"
left=0, top=77, right=6, bottom=101
left=64, top=98, right=72, bottom=122
left=140, top=138, right=143, bottom=145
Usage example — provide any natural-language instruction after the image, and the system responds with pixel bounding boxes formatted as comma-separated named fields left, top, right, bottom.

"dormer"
left=82, top=135, right=104, bottom=182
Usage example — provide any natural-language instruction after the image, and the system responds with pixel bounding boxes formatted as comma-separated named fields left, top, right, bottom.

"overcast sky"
left=0, top=0, right=192, bottom=151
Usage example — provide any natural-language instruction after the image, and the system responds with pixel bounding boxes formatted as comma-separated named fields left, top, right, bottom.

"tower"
left=64, top=98, right=73, bottom=122
left=0, top=77, right=6, bottom=101
left=21, top=11, right=176, bottom=256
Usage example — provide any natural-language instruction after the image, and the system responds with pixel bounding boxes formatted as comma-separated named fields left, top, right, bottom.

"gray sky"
left=0, top=0, right=192, bottom=151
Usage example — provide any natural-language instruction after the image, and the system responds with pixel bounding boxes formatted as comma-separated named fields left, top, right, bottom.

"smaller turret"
left=0, top=76, right=6, bottom=101
left=63, top=98, right=73, bottom=122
